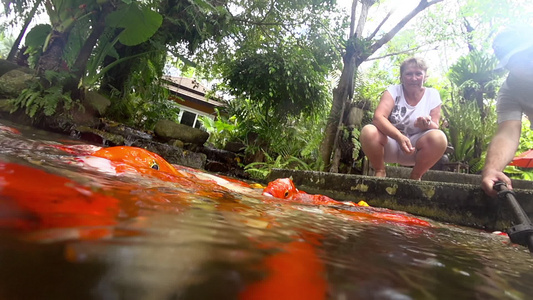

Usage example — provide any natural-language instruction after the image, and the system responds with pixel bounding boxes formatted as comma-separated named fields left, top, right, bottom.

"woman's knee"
left=418, top=130, right=447, bottom=151
left=432, top=130, right=448, bottom=148
left=360, top=124, right=382, bottom=141
left=361, top=124, right=377, bottom=135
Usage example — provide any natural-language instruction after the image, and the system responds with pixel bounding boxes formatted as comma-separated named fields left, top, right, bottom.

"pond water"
left=1, top=119, right=533, bottom=300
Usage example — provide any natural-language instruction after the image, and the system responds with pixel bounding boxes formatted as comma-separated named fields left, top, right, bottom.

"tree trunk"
left=72, top=5, right=111, bottom=86
left=7, top=0, right=44, bottom=62
left=321, top=51, right=356, bottom=170
left=36, top=30, right=69, bottom=77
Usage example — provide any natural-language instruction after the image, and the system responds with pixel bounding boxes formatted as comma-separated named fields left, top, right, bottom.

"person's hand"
left=415, top=116, right=432, bottom=129
left=396, top=134, right=415, bottom=155
left=481, top=168, right=513, bottom=197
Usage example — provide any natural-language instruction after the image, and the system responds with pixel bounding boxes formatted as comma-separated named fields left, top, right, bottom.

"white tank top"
left=387, top=84, right=442, bottom=137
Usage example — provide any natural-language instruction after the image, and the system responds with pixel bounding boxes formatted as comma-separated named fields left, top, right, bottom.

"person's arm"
left=429, top=105, right=442, bottom=129
left=414, top=105, right=442, bottom=130
left=373, top=91, right=415, bottom=154
left=481, top=120, right=522, bottom=197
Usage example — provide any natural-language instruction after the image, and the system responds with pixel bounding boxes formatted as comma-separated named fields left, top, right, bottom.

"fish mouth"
left=262, top=192, right=273, bottom=197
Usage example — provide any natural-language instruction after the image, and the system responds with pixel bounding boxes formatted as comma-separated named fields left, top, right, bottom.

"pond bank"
left=267, top=167, right=533, bottom=232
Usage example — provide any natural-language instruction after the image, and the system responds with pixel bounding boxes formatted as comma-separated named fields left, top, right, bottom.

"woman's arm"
left=373, top=91, right=403, bottom=140
left=415, top=104, right=441, bottom=130
left=373, top=91, right=415, bottom=154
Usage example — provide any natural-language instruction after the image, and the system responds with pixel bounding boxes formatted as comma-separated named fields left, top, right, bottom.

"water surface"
left=0, top=120, right=532, bottom=300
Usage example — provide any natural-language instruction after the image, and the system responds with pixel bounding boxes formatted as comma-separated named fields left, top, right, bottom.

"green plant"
left=518, top=119, right=533, bottom=152
left=244, top=152, right=311, bottom=180
left=442, top=94, right=497, bottom=172
left=9, top=70, right=82, bottom=117
left=504, top=165, right=533, bottom=181
left=350, top=127, right=361, bottom=161
left=103, top=86, right=179, bottom=131
left=198, top=111, right=238, bottom=149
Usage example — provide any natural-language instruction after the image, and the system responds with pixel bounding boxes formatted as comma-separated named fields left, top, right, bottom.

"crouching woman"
left=360, top=57, right=448, bottom=180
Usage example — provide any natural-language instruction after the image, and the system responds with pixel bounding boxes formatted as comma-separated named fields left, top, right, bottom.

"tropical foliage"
left=200, top=95, right=328, bottom=179
left=2, top=0, right=533, bottom=178
left=445, top=50, right=504, bottom=169
left=441, top=95, right=497, bottom=173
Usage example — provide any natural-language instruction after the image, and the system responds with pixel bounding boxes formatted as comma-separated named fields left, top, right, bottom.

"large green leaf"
left=25, top=24, right=52, bottom=49
left=105, top=4, right=162, bottom=46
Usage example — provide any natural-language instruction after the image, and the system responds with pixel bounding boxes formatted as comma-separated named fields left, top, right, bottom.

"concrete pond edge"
left=266, top=168, right=533, bottom=232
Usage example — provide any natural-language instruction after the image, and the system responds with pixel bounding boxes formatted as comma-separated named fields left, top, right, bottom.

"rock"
left=169, top=139, right=184, bottom=148
left=101, top=121, right=153, bottom=142
left=154, top=119, right=209, bottom=145
left=84, top=91, right=111, bottom=116
left=0, top=99, right=14, bottom=113
left=0, top=69, right=35, bottom=98
left=224, top=141, right=245, bottom=153
left=205, top=160, right=230, bottom=173
left=72, top=126, right=125, bottom=146
left=0, top=59, right=33, bottom=76
left=0, top=99, right=33, bottom=125
left=70, top=91, right=111, bottom=127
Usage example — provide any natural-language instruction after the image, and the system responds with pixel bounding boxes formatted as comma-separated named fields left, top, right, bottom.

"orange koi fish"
left=262, top=178, right=357, bottom=207
left=263, top=178, right=431, bottom=227
left=0, top=124, right=21, bottom=135
left=75, top=146, right=247, bottom=203
left=90, top=146, right=181, bottom=176
left=69, top=146, right=191, bottom=183
left=0, top=162, right=120, bottom=233
left=240, top=232, right=327, bottom=300
left=323, top=207, right=431, bottom=227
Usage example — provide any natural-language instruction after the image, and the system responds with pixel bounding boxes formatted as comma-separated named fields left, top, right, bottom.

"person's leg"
left=360, top=124, right=389, bottom=177
left=410, top=130, right=448, bottom=180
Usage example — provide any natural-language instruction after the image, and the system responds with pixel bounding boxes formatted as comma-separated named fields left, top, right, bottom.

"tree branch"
left=349, top=0, right=358, bottom=38
left=258, top=0, right=277, bottom=24
left=367, top=11, right=392, bottom=41
left=355, top=0, right=377, bottom=38
left=367, top=45, right=438, bottom=61
left=365, top=0, right=445, bottom=62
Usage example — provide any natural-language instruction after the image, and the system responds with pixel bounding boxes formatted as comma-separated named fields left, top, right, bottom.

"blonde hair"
left=400, top=57, right=428, bottom=76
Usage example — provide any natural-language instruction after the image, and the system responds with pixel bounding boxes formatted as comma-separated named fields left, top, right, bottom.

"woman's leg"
left=410, top=130, right=448, bottom=180
left=360, top=124, right=389, bottom=177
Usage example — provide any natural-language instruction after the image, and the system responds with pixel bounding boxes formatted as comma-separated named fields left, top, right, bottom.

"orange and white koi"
left=262, top=178, right=431, bottom=227
left=262, top=178, right=359, bottom=207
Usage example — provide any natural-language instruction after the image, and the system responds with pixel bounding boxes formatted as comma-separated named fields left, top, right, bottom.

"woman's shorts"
left=383, top=130, right=437, bottom=166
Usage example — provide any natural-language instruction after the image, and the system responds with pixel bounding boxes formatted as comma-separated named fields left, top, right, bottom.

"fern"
left=244, top=152, right=311, bottom=180
left=9, top=70, right=81, bottom=118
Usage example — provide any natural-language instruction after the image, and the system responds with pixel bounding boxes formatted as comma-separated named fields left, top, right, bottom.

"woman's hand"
left=396, top=134, right=415, bottom=154
left=415, top=116, right=432, bottom=129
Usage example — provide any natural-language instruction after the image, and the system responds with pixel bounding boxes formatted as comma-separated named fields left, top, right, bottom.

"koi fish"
left=240, top=235, right=327, bottom=300
left=323, top=207, right=431, bottom=227
left=262, top=178, right=358, bottom=207
left=0, top=124, right=21, bottom=135
left=263, top=178, right=431, bottom=227
left=75, top=146, right=252, bottom=204
left=0, top=161, right=120, bottom=232
left=65, top=146, right=195, bottom=185
left=89, top=146, right=181, bottom=176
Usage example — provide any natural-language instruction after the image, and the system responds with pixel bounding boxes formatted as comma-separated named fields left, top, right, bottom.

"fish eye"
left=150, top=162, right=159, bottom=170
left=284, top=191, right=289, bottom=198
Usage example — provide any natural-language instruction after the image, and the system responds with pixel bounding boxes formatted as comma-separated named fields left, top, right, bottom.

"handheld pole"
left=493, top=181, right=533, bottom=252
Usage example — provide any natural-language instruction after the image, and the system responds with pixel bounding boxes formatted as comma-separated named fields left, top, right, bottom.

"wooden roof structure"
left=162, top=76, right=224, bottom=115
